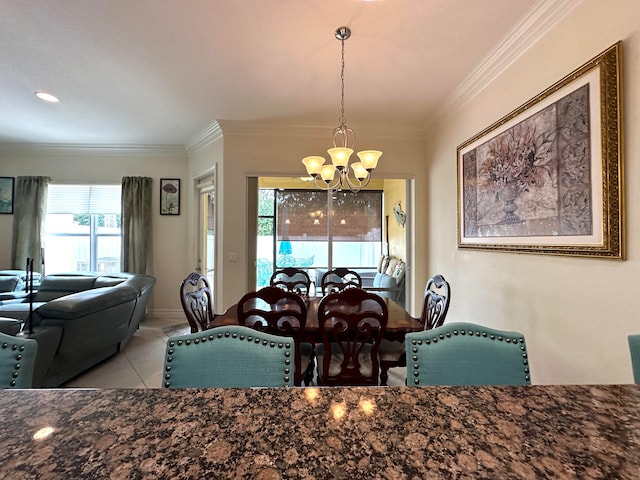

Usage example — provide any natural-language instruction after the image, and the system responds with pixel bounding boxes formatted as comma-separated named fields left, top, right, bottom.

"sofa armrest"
left=0, top=318, right=22, bottom=335
left=0, top=292, right=29, bottom=302
left=37, top=286, right=139, bottom=320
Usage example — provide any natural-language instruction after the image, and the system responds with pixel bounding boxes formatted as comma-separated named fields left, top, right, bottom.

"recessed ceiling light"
left=35, top=91, right=60, bottom=103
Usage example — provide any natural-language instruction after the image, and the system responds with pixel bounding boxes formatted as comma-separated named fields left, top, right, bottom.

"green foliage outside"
left=73, top=214, right=121, bottom=228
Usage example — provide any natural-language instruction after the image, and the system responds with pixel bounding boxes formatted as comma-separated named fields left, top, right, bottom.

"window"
left=257, top=188, right=382, bottom=287
left=44, top=184, right=122, bottom=274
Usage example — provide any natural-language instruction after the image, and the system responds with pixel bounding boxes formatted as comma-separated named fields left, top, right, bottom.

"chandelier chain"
left=339, top=35, right=346, bottom=129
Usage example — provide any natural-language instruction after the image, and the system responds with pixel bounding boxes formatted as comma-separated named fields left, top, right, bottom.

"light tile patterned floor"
left=63, top=316, right=407, bottom=388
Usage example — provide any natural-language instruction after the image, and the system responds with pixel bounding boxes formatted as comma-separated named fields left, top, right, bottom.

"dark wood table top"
left=213, top=296, right=424, bottom=341
left=2, top=385, right=640, bottom=478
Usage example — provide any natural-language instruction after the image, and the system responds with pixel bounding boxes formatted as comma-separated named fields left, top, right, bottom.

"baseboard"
left=147, top=309, right=183, bottom=320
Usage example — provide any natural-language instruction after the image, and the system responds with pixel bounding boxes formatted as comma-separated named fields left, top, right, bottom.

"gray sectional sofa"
left=365, top=255, right=406, bottom=307
left=0, top=272, right=155, bottom=387
left=0, top=269, right=41, bottom=302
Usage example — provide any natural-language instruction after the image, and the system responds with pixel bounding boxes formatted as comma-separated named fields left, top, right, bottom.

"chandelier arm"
left=314, top=175, right=340, bottom=192
left=342, top=169, right=371, bottom=192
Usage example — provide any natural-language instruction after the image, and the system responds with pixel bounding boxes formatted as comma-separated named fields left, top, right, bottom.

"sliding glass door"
left=256, top=188, right=382, bottom=288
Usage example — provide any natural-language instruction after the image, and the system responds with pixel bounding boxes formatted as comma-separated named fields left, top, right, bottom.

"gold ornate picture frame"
left=457, top=42, right=623, bottom=258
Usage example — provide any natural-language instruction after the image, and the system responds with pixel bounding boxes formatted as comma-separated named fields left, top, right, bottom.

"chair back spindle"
left=317, top=288, right=387, bottom=386
left=180, top=272, right=215, bottom=333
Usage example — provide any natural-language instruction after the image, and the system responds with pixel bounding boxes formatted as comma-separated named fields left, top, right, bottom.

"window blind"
left=47, top=184, right=121, bottom=214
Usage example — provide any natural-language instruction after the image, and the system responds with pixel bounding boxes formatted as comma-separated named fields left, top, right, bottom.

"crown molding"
left=428, top=0, right=583, bottom=128
left=185, top=122, right=224, bottom=153
left=216, top=120, right=425, bottom=141
left=0, top=143, right=187, bottom=157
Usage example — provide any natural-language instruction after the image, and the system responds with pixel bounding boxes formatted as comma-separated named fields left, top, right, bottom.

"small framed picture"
left=160, top=178, right=180, bottom=215
left=0, top=177, right=15, bottom=214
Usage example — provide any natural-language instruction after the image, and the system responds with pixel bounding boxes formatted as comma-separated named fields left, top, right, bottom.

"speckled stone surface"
left=1, top=385, right=640, bottom=479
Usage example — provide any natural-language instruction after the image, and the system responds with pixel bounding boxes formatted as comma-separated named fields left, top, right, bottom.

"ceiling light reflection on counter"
left=331, top=401, right=347, bottom=420
left=358, top=397, right=376, bottom=415
left=33, top=426, right=55, bottom=440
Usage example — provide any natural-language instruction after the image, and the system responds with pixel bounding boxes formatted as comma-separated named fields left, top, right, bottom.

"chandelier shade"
left=301, top=26, right=382, bottom=193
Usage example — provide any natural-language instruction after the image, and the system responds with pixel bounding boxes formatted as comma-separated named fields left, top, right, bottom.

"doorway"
left=250, top=176, right=410, bottom=307
left=197, top=175, right=216, bottom=308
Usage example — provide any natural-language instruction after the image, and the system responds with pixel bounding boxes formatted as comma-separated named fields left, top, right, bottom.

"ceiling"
left=1, top=0, right=558, bottom=147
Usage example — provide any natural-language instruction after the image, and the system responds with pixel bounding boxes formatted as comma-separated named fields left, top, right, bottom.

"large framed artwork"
left=0, top=177, right=14, bottom=214
left=160, top=178, right=180, bottom=215
left=457, top=42, right=623, bottom=258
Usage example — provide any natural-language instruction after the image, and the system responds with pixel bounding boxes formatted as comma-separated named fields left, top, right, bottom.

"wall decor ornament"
left=457, top=42, right=623, bottom=258
left=160, top=178, right=180, bottom=215
left=393, top=201, right=406, bottom=227
left=0, top=177, right=14, bottom=214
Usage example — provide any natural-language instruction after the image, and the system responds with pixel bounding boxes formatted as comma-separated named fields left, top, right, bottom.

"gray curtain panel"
left=11, top=176, right=50, bottom=272
left=121, top=176, right=152, bottom=274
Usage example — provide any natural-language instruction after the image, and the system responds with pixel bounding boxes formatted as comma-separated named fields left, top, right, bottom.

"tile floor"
left=62, top=315, right=408, bottom=388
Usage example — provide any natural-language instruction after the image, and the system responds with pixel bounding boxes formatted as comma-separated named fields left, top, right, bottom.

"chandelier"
left=302, top=26, right=382, bottom=193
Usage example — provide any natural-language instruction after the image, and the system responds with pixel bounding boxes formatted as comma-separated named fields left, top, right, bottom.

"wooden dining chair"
left=320, top=268, right=362, bottom=296
left=162, top=325, right=295, bottom=388
left=406, top=322, right=531, bottom=386
left=180, top=272, right=215, bottom=333
left=236, top=286, right=314, bottom=386
left=379, top=274, right=451, bottom=385
left=269, top=268, right=312, bottom=296
left=0, top=331, right=38, bottom=388
left=316, top=288, right=388, bottom=386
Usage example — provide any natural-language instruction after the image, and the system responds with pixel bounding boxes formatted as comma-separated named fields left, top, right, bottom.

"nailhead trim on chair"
left=409, top=327, right=530, bottom=385
left=163, top=330, right=293, bottom=388
left=2, top=341, right=27, bottom=388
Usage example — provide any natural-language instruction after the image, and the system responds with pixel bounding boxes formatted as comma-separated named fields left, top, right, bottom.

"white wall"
left=0, top=146, right=189, bottom=314
left=425, top=0, right=640, bottom=384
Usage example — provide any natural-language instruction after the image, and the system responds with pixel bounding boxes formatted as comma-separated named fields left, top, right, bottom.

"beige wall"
left=211, top=126, right=426, bottom=313
left=425, top=0, right=640, bottom=384
left=383, top=178, right=407, bottom=261
left=0, top=146, right=189, bottom=314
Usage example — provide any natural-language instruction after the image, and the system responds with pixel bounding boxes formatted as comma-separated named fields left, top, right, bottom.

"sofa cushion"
left=0, top=270, right=42, bottom=292
left=37, top=286, right=139, bottom=320
left=385, top=258, right=400, bottom=276
left=34, top=274, right=99, bottom=302
left=373, top=272, right=397, bottom=289
left=377, top=255, right=390, bottom=274
left=0, top=276, right=20, bottom=293
left=392, top=261, right=406, bottom=284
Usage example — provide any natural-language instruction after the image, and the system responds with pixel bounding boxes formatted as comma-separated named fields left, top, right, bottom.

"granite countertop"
left=1, top=385, right=640, bottom=479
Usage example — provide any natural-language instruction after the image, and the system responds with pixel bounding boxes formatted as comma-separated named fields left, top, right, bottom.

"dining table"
left=212, top=295, right=424, bottom=343
left=2, top=384, right=640, bottom=478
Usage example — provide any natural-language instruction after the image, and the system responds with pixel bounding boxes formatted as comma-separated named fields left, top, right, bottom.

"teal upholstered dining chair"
left=406, top=322, right=531, bottom=386
left=162, top=325, right=295, bottom=388
left=628, top=335, right=640, bottom=384
left=1, top=332, right=38, bottom=389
